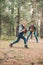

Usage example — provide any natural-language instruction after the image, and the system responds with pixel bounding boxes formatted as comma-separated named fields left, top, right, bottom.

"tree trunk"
left=16, top=5, right=20, bottom=36
left=11, top=3, right=14, bottom=36
left=0, top=13, right=1, bottom=37
left=40, top=8, right=43, bottom=38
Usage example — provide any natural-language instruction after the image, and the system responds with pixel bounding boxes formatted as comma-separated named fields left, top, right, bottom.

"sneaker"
left=10, top=43, right=13, bottom=47
left=25, top=45, right=28, bottom=48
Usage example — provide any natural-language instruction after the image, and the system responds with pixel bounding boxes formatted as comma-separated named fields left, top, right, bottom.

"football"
left=24, top=28, right=27, bottom=33
left=30, top=28, right=34, bottom=32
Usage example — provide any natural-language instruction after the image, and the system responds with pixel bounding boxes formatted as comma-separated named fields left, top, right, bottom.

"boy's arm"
left=28, top=26, right=30, bottom=31
left=18, top=25, right=22, bottom=33
left=34, top=25, right=36, bottom=31
left=18, top=25, right=25, bottom=33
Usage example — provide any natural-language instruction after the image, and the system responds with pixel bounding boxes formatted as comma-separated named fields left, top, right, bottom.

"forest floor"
left=0, top=38, right=43, bottom=65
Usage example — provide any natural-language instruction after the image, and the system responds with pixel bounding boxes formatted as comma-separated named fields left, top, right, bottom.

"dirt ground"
left=0, top=38, right=43, bottom=65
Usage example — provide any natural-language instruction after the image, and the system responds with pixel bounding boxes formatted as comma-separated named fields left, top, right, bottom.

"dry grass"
left=0, top=38, right=43, bottom=65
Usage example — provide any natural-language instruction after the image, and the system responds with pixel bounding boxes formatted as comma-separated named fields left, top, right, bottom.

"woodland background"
left=0, top=0, right=43, bottom=40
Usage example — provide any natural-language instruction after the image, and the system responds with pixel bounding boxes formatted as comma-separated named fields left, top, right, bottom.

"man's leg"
left=27, top=31, right=32, bottom=42
left=34, top=31, right=38, bottom=43
left=21, top=35, right=28, bottom=48
left=10, top=36, right=20, bottom=47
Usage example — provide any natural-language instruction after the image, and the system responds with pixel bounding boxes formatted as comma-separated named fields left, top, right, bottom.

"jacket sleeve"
left=34, top=25, right=36, bottom=31
left=18, top=25, right=22, bottom=33
left=29, top=26, right=30, bottom=31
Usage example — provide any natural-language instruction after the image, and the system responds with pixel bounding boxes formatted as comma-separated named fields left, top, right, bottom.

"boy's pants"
left=12, top=33, right=27, bottom=45
left=27, top=31, right=38, bottom=43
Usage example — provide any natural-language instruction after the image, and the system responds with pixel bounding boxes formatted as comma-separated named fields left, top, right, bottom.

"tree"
left=0, top=0, right=6, bottom=37
left=37, top=0, right=43, bottom=38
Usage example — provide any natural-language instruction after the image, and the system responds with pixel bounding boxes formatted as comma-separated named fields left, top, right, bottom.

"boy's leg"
left=27, top=31, right=32, bottom=42
left=21, top=35, right=28, bottom=48
left=10, top=36, right=20, bottom=47
left=34, top=31, right=38, bottom=43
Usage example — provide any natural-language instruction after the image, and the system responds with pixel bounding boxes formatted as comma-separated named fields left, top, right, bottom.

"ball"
left=24, top=28, right=27, bottom=33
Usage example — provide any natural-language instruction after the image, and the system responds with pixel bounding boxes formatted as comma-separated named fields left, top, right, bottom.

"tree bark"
left=16, top=4, right=20, bottom=36
left=11, top=3, right=14, bottom=36
left=40, top=8, right=43, bottom=38
left=0, top=12, right=1, bottom=37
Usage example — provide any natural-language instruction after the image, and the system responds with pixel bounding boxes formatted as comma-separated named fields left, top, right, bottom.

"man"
left=10, top=21, right=28, bottom=48
left=27, top=22, right=38, bottom=43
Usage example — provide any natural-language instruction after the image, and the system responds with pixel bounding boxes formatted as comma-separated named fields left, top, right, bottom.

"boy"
left=10, top=21, right=28, bottom=48
left=27, top=22, right=38, bottom=43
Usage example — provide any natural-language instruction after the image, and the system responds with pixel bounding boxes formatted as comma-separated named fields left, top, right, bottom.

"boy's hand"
left=23, top=28, right=27, bottom=33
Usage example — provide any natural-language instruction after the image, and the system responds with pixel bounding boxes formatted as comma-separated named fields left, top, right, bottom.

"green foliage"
left=0, top=0, right=43, bottom=39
